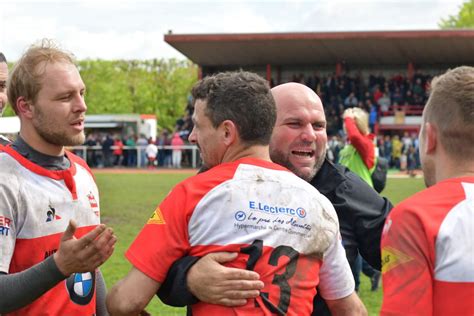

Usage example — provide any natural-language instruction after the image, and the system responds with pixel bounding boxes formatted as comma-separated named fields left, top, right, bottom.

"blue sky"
left=0, top=0, right=465, bottom=61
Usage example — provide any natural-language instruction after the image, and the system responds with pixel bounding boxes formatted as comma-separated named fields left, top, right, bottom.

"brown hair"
left=191, top=71, right=276, bottom=146
left=7, top=39, right=76, bottom=114
left=424, top=66, right=474, bottom=160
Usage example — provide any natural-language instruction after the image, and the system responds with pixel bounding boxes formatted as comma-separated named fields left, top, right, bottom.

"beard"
left=32, top=107, right=85, bottom=147
left=270, top=147, right=325, bottom=182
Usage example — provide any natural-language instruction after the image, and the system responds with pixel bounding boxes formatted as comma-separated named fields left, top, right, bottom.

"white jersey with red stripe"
left=381, top=177, right=474, bottom=316
left=0, top=145, right=101, bottom=315
left=127, top=157, right=354, bottom=315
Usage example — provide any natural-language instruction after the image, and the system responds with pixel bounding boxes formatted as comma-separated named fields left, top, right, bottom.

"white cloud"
left=0, top=0, right=467, bottom=61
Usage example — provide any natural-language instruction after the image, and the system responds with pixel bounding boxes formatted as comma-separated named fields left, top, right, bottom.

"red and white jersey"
left=0, top=145, right=101, bottom=316
left=381, top=177, right=474, bottom=316
left=127, top=158, right=354, bottom=315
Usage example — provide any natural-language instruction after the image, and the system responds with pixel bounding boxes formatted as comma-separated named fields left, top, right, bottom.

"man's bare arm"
left=326, top=292, right=368, bottom=316
left=107, top=267, right=161, bottom=316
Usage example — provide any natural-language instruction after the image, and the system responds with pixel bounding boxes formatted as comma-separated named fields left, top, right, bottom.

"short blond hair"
left=424, top=66, right=474, bottom=161
left=7, top=39, right=76, bottom=114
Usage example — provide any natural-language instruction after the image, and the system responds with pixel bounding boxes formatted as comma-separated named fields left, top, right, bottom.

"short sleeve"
left=125, top=183, right=192, bottom=283
left=318, top=231, right=355, bottom=300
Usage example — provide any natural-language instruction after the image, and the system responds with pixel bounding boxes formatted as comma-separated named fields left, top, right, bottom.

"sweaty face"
left=0, top=62, right=8, bottom=117
left=270, top=84, right=327, bottom=182
left=31, top=62, right=87, bottom=149
left=188, top=99, right=225, bottom=169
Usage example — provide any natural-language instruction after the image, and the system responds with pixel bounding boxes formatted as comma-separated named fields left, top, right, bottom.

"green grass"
left=359, top=177, right=425, bottom=316
left=97, top=172, right=425, bottom=315
left=98, top=173, right=193, bottom=315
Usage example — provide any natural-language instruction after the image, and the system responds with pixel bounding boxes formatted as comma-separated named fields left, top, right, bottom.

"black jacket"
left=312, top=159, right=392, bottom=269
left=157, top=159, right=392, bottom=314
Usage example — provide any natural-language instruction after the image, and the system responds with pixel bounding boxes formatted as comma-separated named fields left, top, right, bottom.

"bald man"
left=159, top=82, right=392, bottom=316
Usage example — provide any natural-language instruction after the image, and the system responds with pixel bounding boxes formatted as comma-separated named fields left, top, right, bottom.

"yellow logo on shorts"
left=381, top=246, right=413, bottom=273
left=147, top=207, right=166, bottom=225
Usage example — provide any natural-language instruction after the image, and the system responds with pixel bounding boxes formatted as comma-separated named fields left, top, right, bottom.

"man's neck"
left=20, top=128, right=64, bottom=156
left=221, top=144, right=272, bottom=165
left=12, top=135, right=71, bottom=170
left=435, top=154, right=474, bottom=184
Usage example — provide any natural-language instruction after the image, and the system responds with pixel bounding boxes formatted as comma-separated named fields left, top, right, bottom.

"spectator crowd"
left=76, top=71, right=433, bottom=173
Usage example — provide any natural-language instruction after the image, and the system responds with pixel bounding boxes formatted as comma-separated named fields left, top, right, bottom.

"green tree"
left=439, top=0, right=474, bottom=28
left=78, top=59, right=197, bottom=131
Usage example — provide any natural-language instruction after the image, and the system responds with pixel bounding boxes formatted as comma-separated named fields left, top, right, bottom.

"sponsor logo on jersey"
left=248, top=201, right=307, bottom=218
left=66, top=272, right=95, bottom=305
left=147, top=207, right=166, bottom=225
left=44, top=249, right=57, bottom=259
left=46, top=205, right=61, bottom=222
left=381, top=246, right=413, bottom=274
left=87, top=192, right=100, bottom=217
left=235, top=211, right=246, bottom=221
left=0, top=215, right=11, bottom=236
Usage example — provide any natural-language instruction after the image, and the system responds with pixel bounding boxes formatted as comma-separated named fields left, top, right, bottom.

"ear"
left=15, top=97, right=34, bottom=119
left=423, top=122, right=437, bottom=155
left=220, top=120, right=237, bottom=146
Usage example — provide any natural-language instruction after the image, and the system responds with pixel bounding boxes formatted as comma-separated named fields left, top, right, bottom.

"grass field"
left=97, top=171, right=425, bottom=315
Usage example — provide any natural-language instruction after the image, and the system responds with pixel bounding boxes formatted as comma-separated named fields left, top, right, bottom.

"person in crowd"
left=391, top=135, right=402, bottom=169
left=102, top=133, right=114, bottom=168
left=377, top=93, right=391, bottom=113
left=113, top=135, right=124, bottom=166
left=106, top=72, right=362, bottom=315
left=155, top=130, right=167, bottom=167
left=171, top=131, right=184, bottom=168
left=0, top=39, right=116, bottom=315
left=145, top=137, right=158, bottom=169
left=406, top=144, right=417, bottom=177
left=84, top=133, right=98, bottom=167
left=381, top=66, right=474, bottom=315
left=368, top=103, right=378, bottom=133
left=125, top=135, right=137, bottom=167
left=382, top=135, right=392, bottom=167
left=0, top=52, right=10, bottom=145
left=163, top=130, right=172, bottom=167
left=339, top=107, right=376, bottom=186
left=338, top=107, right=381, bottom=292
left=136, top=134, right=148, bottom=168
left=157, top=82, right=392, bottom=316
left=344, top=92, right=358, bottom=108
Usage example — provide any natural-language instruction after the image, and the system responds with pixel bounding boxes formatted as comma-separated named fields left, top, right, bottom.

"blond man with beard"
left=0, top=40, right=116, bottom=315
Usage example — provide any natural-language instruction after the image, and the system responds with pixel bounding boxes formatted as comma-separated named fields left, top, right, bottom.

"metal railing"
left=70, top=145, right=200, bottom=168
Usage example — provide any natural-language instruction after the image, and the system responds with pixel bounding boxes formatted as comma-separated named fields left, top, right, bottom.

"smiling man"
left=0, top=40, right=116, bottom=315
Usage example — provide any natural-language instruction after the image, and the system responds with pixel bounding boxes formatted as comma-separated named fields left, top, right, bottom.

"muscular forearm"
left=0, top=255, right=66, bottom=313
